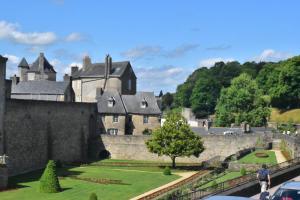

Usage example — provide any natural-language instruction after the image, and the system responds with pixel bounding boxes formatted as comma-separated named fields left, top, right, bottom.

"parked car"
left=267, top=181, right=300, bottom=200
left=204, top=196, right=253, bottom=200
left=223, top=130, right=235, bottom=135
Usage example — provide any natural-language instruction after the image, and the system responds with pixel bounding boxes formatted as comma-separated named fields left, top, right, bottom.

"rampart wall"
left=96, top=134, right=270, bottom=163
left=4, top=99, right=97, bottom=176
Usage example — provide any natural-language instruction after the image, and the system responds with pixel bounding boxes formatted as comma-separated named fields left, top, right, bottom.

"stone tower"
left=0, top=55, right=7, bottom=155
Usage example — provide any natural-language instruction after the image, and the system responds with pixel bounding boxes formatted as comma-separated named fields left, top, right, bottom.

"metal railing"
left=175, top=157, right=300, bottom=200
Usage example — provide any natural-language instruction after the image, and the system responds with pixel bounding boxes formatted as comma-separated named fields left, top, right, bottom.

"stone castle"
left=10, top=53, right=161, bottom=136
left=0, top=54, right=269, bottom=190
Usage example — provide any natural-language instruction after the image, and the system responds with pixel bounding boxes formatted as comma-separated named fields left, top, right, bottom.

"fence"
left=175, top=157, right=300, bottom=200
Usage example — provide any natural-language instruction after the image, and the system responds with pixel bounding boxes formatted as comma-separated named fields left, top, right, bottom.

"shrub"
left=163, top=166, right=171, bottom=175
left=211, top=180, right=218, bottom=189
left=89, top=193, right=98, bottom=200
left=39, top=160, right=61, bottom=193
left=240, top=167, right=246, bottom=176
left=142, top=128, right=152, bottom=135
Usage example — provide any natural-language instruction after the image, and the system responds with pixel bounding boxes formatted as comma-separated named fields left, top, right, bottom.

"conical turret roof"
left=18, top=58, right=29, bottom=69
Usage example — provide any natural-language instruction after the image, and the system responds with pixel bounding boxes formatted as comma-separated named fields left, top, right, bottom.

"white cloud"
left=0, top=21, right=57, bottom=45
left=165, top=44, right=199, bottom=58
left=121, top=45, right=162, bottom=60
left=199, top=57, right=235, bottom=68
left=3, top=54, right=20, bottom=78
left=253, top=49, right=292, bottom=62
left=65, top=32, right=84, bottom=42
left=136, top=65, right=191, bottom=93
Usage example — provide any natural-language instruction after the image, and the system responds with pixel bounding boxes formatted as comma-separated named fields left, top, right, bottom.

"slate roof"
left=18, top=58, right=29, bottom=69
left=122, top=92, right=161, bottom=115
left=72, top=61, right=131, bottom=78
left=11, top=80, right=69, bottom=95
left=27, top=55, right=56, bottom=73
left=96, top=91, right=126, bottom=114
left=96, top=91, right=161, bottom=115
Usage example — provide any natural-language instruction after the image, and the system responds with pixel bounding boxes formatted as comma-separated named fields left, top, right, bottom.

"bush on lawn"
left=89, top=193, right=98, bottom=200
left=39, top=160, right=61, bottom=193
left=240, top=167, right=246, bottom=176
left=163, top=166, right=171, bottom=175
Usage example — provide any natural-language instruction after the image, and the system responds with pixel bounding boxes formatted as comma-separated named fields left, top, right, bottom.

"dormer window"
left=141, top=98, right=148, bottom=108
left=108, top=97, right=115, bottom=107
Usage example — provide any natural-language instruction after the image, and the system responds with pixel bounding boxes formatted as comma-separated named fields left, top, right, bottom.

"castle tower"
left=18, top=58, right=29, bottom=81
left=0, top=55, right=8, bottom=155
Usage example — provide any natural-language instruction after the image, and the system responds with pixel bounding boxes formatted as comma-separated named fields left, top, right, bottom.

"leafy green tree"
left=215, top=73, right=270, bottom=127
left=162, top=92, right=174, bottom=110
left=146, top=113, right=204, bottom=168
left=39, top=160, right=61, bottom=193
left=174, top=83, right=193, bottom=107
left=190, top=76, right=220, bottom=118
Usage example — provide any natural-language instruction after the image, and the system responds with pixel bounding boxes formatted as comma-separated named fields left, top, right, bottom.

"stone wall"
left=97, top=134, right=268, bottom=163
left=0, top=165, right=8, bottom=189
left=4, top=99, right=97, bottom=176
left=101, top=114, right=126, bottom=135
left=276, top=134, right=300, bottom=158
left=131, top=115, right=160, bottom=135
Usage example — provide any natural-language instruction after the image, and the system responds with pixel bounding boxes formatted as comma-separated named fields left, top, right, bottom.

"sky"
left=1, top=0, right=300, bottom=94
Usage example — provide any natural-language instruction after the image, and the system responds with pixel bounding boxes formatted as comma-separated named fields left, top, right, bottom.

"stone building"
left=71, top=55, right=137, bottom=102
left=10, top=53, right=74, bottom=102
left=18, top=53, right=56, bottom=82
left=97, top=91, right=161, bottom=135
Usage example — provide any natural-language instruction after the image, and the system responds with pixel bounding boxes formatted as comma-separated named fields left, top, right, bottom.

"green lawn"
left=270, top=108, right=300, bottom=123
left=238, top=150, right=277, bottom=165
left=0, top=165, right=180, bottom=200
left=200, top=172, right=243, bottom=189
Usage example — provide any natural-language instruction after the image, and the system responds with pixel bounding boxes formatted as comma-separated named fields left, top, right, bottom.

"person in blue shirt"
left=257, top=164, right=271, bottom=193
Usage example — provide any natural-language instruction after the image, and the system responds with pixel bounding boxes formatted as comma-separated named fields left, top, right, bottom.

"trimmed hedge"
left=163, top=166, right=171, bottom=175
left=89, top=193, right=98, bottom=200
left=39, top=160, right=61, bottom=193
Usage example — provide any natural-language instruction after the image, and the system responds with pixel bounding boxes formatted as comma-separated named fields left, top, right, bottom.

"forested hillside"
left=162, top=56, right=300, bottom=125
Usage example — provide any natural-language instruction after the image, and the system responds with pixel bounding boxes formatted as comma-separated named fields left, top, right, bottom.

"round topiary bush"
left=39, top=160, right=61, bottom=193
left=240, top=167, right=246, bottom=176
left=255, top=152, right=269, bottom=158
left=89, top=193, right=98, bottom=200
left=163, top=166, right=171, bottom=175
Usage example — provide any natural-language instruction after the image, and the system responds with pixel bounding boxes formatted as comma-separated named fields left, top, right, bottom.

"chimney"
left=10, top=75, right=19, bottom=85
left=105, top=54, right=112, bottom=79
left=38, top=52, right=45, bottom=73
left=63, top=74, right=71, bottom=82
left=96, top=87, right=104, bottom=97
left=71, top=66, right=79, bottom=76
left=82, top=56, right=91, bottom=71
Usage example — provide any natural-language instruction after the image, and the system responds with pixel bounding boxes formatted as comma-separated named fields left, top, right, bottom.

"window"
left=143, top=115, right=149, bottom=124
left=108, top=97, right=115, bottom=107
left=128, top=79, right=132, bottom=90
left=113, top=115, right=118, bottom=123
left=141, top=98, right=148, bottom=108
left=107, top=129, right=118, bottom=135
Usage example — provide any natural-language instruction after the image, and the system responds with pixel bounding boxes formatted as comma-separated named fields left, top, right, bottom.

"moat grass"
left=270, top=108, right=300, bottom=124
left=0, top=165, right=181, bottom=200
left=238, top=150, right=277, bottom=165
left=200, top=171, right=244, bottom=189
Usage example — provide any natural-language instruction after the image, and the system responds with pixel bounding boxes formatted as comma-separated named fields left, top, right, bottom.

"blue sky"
left=1, top=0, right=300, bottom=94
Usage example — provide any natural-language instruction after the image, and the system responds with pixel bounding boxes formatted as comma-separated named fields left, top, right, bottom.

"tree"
left=215, top=73, right=270, bottom=127
left=190, top=76, right=220, bottom=118
left=146, top=113, right=204, bottom=168
left=39, top=160, right=61, bottom=193
left=162, top=92, right=174, bottom=110
left=159, top=90, right=163, bottom=97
